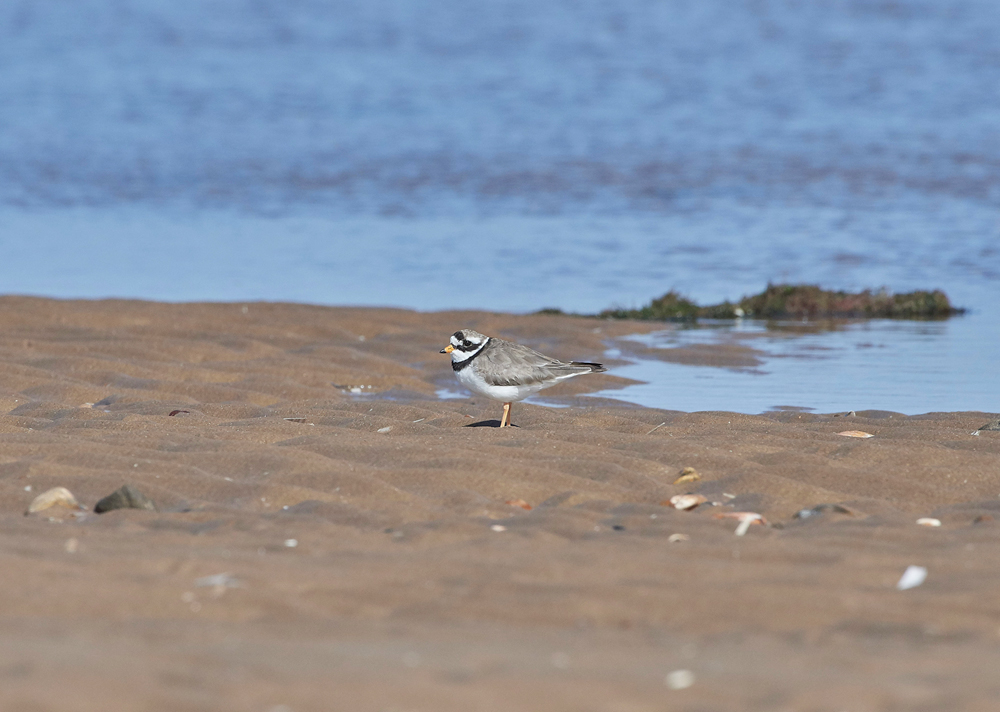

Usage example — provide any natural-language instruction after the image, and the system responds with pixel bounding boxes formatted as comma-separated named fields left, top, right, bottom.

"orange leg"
left=500, top=402, right=512, bottom=427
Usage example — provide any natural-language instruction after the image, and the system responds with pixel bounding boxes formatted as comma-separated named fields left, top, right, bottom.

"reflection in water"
left=593, top=315, right=1000, bottom=414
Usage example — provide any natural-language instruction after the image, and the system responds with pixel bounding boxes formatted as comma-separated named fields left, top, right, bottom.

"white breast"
left=456, top=363, right=547, bottom=402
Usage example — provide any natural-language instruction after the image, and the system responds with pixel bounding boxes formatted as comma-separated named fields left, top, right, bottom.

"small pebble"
left=668, top=533, right=690, bottom=543
left=490, top=524, right=507, bottom=532
left=916, top=518, right=942, bottom=527
left=94, top=485, right=156, bottom=513
left=284, top=539, right=298, bottom=547
left=837, top=430, right=874, bottom=438
left=377, top=426, right=392, bottom=433
left=64, top=538, right=79, bottom=554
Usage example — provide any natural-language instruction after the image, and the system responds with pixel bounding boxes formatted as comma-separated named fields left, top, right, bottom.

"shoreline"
left=1, top=297, right=998, bottom=709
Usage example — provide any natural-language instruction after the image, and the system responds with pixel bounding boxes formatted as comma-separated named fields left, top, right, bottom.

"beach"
left=1, top=297, right=998, bottom=710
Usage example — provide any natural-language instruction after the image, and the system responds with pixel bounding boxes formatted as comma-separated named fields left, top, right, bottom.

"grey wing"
left=478, top=339, right=605, bottom=387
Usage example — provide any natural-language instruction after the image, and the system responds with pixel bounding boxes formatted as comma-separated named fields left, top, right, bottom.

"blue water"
left=1, top=0, right=998, bottom=413
left=601, top=316, right=1000, bottom=414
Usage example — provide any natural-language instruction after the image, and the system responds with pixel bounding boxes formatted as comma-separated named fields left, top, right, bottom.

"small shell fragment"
left=673, top=467, right=701, bottom=485
left=794, top=503, right=856, bottom=519
left=916, top=518, right=942, bottom=527
left=713, top=511, right=767, bottom=523
left=667, top=494, right=707, bottom=511
left=667, top=533, right=690, bottom=543
left=376, top=426, right=392, bottom=433
left=713, top=511, right=766, bottom=536
left=505, top=499, right=532, bottom=510
left=837, top=430, right=874, bottom=438
left=26, top=487, right=85, bottom=515
left=195, top=572, right=241, bottom=588
left=896, top=565, right=927, bottom=591
left=195, top=572, right=242, bottom=598
left=490, top=524, right=507, bottom=532
left=665, top=669, right=696, bottom=690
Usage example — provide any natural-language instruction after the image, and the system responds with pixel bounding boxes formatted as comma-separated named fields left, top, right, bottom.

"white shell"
left=896, top=565, right=928, bottom=590
left=669, top=494, right=707, bottom=511
left=26, top=487, right=83, bottom=515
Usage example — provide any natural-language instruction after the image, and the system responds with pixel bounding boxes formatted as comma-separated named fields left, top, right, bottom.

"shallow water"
left=598, top=315, right=1000, bottom=415
left=1, top=0, right=998, bottom=413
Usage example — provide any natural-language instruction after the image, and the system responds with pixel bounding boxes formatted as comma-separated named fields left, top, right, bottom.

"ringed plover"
left=440, top=329, right=607, bottom=427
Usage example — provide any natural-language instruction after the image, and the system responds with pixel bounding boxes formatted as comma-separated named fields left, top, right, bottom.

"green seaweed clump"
left=736, top=285, right=959, bottom=319
left=601, top=291, right=701, bottom=321
left=601, top=284, right=963, bottom=322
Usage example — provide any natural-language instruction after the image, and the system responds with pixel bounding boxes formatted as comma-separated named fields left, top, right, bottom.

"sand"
left=1, top=296, right=998, bottom=711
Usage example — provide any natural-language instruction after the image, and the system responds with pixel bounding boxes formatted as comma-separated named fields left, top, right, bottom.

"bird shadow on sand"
left=465, top=420, right=520, bottom=428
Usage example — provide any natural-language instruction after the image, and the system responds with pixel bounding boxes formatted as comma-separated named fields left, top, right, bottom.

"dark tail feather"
left=571, top=361, right=607, bottom=373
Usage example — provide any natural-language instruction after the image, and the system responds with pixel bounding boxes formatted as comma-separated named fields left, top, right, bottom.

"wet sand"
left=1, top=297, right=998, bottom=711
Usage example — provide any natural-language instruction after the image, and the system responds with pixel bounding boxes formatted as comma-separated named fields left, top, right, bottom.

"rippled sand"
left=1, top=297, right=998, bottom=711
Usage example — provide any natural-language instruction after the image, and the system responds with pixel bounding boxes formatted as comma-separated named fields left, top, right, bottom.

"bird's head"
left=440, top=329, right=489, bottom=362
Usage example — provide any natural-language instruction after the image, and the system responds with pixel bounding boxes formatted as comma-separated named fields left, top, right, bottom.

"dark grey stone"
left=94, top=485, right=156, bottom=513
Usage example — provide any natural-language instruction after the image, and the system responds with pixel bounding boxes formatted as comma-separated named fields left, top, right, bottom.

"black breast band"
left=452, top=339, right=489, bottom=372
